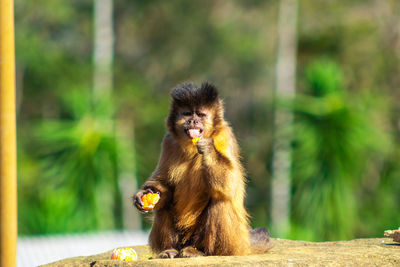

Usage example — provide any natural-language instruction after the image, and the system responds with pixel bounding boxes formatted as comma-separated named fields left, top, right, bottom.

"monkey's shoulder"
left=161, top=133, right=182, bottom=153
left=213, top=125, right=240, bottom=157
left=162, top=132, right=175, bottom=145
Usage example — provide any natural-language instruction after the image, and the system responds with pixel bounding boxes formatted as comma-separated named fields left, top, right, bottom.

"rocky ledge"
left=43, top=238, right=400, bottom=267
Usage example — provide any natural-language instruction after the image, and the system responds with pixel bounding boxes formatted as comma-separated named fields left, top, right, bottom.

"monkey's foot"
left=157, top=248, right=179, bottom=258
left=178, top=246, right=205, bottom=258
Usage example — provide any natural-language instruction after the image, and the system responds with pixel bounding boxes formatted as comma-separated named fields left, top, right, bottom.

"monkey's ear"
left=200, top=82, right=219, bottom=105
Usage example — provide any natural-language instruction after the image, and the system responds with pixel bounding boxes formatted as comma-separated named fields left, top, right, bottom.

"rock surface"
left=43, top=238, right=400, bottom=267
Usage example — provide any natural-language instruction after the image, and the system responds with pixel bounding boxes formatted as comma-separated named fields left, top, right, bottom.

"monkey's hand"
left=196, top=138, right=213, bottom=154
left=134, top=188, right=159, bottom=213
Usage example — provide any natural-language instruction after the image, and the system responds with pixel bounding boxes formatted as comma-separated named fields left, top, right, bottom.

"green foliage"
left=305, top=60, right=343, bottom=96
left=15, top=0, right=400, bottom=239
left=18, top=91, right=123, bottom=234
left=290, top=59, right=392, bottom=241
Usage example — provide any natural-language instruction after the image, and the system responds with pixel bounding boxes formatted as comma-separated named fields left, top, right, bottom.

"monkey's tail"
left=250, top=227, right=272, bottom=254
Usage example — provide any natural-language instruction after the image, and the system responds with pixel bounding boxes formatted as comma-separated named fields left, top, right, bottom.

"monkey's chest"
left=171, top=165, right=210, bottom=229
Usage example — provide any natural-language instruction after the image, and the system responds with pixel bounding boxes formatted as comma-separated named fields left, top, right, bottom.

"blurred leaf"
left=289, top=59, right=392, bottom=241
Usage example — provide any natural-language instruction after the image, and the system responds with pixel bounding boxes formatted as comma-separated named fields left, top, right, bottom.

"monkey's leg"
left=195, top=200, right=251, bottom=256
left=149, top=209, right=179, bottom=258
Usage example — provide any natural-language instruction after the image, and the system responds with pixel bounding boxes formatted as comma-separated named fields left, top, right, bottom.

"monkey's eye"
left=182, top=111, right=192, bottom=116
left=197, top=112, right=207, bottom=118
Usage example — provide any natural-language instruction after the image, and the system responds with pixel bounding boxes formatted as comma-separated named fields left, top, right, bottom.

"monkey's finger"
left=134, top=198, right=149, bottom=213
left=144, top=187, right=156, bottom=194
left=196, top=142, right=207, bottom=154
left=134, top=193, right=146, bottom=209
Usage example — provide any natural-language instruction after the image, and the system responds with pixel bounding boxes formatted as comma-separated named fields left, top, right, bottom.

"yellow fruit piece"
left=141, top=192, right=160, bottom=210
left=192, top=137, right=200, bottom=145
left=111, top=247, right=137, bottom=261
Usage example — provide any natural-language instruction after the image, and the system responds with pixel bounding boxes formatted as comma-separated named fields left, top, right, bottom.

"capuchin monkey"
left=134, top=82, right=270, bottom=258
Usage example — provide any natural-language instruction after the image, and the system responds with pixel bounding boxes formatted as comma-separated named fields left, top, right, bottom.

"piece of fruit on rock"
left=384, top=228, right=400, bottom=243
left=141, top=192, right=160, bottom=210
left=111, top=247, right=137, bottom=261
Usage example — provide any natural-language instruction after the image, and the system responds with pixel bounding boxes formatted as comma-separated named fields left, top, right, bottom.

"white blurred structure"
left=271, top=0, right=298, bottom=238
left=17, top=231, right=148, bottom=267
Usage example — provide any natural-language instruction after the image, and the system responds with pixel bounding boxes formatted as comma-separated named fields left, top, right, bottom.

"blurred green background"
left=16, top=0, right=400, bottom=241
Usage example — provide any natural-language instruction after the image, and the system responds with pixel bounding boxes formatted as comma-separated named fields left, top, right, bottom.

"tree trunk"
left=117, top=118, right=141, bottom=230
left=93, top=0, right=141, bottom=230
left=271, top=0, right=298, bottom=238
left=93, top=0, right=114, bottom=102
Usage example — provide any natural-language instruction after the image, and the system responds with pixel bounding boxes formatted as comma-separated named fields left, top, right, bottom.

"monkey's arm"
left=197, top=127, right=241, bottom=199
left=134, top=170, right=172, bottom=212
left=134, top=136, right=174, bottom=212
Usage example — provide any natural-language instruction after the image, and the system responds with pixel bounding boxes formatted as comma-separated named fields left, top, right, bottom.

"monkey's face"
left=175, top=107, right=213, bottom=140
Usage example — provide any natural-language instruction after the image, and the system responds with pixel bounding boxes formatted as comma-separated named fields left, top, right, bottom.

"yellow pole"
left=0, top=0, right=17, bottom=266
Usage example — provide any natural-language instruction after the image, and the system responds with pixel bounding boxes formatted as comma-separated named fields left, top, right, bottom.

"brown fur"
left=134, top=82, right=269, bottom=257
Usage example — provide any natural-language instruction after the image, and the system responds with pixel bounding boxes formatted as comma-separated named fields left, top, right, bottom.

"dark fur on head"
left=167, top=82, right=224, bottom=136
left=171, top=82, right=218, bottom=108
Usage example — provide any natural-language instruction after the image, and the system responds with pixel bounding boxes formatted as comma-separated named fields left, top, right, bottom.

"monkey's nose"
left=189, top=119, right=199, bottom=125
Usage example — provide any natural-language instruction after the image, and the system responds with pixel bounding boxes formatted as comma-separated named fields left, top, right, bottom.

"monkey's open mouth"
left=186, top=128, right=203, bottom=139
